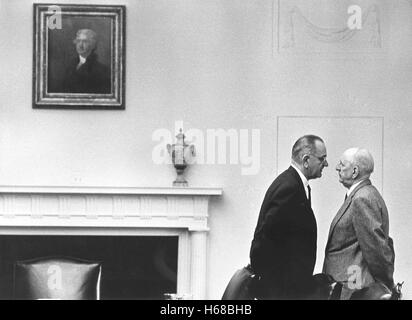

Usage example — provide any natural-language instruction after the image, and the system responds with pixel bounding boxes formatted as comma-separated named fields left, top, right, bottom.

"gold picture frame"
left=33, top=4, right=125, bottom=109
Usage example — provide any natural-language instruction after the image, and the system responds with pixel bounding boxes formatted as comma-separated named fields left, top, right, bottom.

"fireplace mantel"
left=0, top=185, right=223, bottom=299
left=0, top=185, right=222, bottom=230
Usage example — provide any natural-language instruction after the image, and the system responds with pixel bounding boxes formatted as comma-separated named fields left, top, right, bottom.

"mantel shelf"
left=0, top=185, right=223, bottom=233
left=0, top=185, right=223, bottom=196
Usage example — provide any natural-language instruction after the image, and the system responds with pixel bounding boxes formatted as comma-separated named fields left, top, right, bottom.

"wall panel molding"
left=275, top=0, right=385, bottom=55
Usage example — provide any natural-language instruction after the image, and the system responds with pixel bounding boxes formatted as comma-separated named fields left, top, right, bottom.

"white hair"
left=74, top=29, right=98, bottom=45
left=346, top=148, right=374, bottom=179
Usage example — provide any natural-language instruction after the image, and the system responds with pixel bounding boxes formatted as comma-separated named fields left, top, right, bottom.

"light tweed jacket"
left=323, top=179, right=395, bottom=300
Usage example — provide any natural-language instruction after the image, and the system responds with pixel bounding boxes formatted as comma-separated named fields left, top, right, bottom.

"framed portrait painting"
left=33, top=4, right=125, bottom=109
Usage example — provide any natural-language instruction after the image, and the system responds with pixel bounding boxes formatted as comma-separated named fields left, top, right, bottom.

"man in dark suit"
left=323, top=148, right=395, bottom=299
left=250, top=135, right=328, bottom=299
left=61, top=29, right=111, bottom=94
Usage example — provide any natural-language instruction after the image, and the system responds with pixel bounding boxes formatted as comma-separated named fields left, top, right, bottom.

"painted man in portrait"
left=60, top=29, right=111, bottom=94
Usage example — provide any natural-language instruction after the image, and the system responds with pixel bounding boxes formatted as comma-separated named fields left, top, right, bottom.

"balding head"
left=291, top=135, right=328, bottom=180
left=291, top=135, right=324, bottom=164
left=353, top=148, right=374, bottom=178
left=336, top=147, right=374, bottom=188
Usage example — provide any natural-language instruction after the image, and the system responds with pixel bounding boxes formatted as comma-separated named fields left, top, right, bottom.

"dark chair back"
left=13, top=256, right=101, bottom=300
left=222, top=265, right=258, bottom=300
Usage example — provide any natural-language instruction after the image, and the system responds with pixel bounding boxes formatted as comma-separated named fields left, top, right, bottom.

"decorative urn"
left=167, top=129, right=195, bottom=187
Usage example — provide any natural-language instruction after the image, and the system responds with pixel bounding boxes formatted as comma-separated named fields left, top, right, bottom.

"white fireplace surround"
left=0, top=185, right=223, bottom=299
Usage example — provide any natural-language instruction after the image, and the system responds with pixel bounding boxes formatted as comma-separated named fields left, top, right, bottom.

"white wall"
left=0, top=0, right=411, bottom=299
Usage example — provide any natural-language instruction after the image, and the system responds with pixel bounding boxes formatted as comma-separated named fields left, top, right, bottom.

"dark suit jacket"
left=61, top=53, right=111, bottom=94
left=250, top=166, right=317, bottom=299
left=323, top=179, right=395, bottom=300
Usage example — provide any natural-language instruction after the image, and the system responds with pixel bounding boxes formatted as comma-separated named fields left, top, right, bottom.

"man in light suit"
left=323, top=148, right=395, bottom=300
left=250, top=135, right=328, bottom=299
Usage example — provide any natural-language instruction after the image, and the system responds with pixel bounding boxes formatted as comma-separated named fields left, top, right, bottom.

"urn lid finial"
left=176, top=128, right=186, bottom=145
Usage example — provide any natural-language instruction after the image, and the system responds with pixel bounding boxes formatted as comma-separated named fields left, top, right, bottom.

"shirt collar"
left=79, top=55, right=86, bottom=64
left=347, top=179, right=365, bottom=197
left=291, top=163, right=309, bottom=198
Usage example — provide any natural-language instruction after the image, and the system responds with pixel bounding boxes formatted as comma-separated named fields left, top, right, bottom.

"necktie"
left=307, top=185, right=311, bottom=206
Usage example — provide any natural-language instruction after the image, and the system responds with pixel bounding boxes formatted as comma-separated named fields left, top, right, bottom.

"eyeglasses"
left=310, top=154, right=327, bottom=163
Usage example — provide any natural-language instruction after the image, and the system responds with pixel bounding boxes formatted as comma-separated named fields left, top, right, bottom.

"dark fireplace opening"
left=0, top=235, right=178, bottom=300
